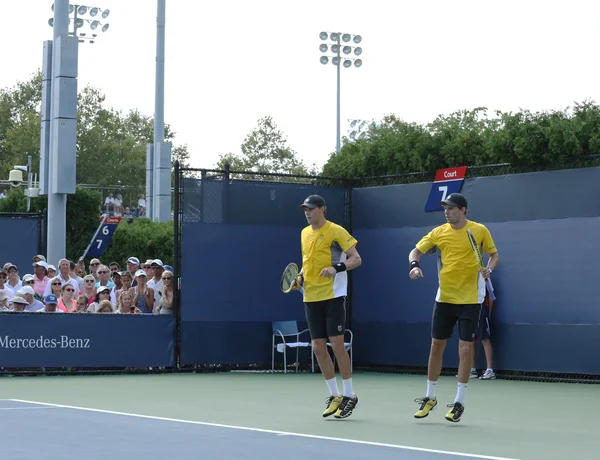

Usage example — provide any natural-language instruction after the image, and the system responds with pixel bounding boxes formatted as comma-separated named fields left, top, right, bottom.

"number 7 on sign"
left=438, top=185, right=448, bottom=202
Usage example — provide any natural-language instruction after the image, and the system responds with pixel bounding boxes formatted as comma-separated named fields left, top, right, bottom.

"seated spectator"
left=130, top=269, right=154, bottom=314
left=104, top=193, right=114, bottom=214
left=70, top=261, right=84, bottom=291
left=116, top=291, right=141, bottom=314
left=95, top=265, right=115, bottom=290
left=112, top=271, right=122, bottom=292
left=0, top=290, right=10, bottom=311
left=96, top=300, right=114, bottom=313
left=43, top=258, right=79, bottom=297
left=81, top=275, right=97, bottom=307
left=33, top=261, right=50, bottom=297
left=57, top=283, right=77, bottom=313
left=90, top=285, right=112, bottom=312
left=6, top=264, right=22, bottom=291
left=89, top=258, right=101, bottom=280
left=17, top=285, right=45, bottom=312
left=109, top=262, right=120, bottom=274
left=48, top=276, right=63, bottom=298
left=40, top=294, right=61, bottom=313
left=75, top=294, right=90, bottom=313
left=47, top=264, right=57, bottom=279
left=116, top=271, right=132, bottom=298
left=0, top=270, right=15, bottom=299
left=9, top=295, right=28, bottom=312
left=158, top=270, right=174, bottom=316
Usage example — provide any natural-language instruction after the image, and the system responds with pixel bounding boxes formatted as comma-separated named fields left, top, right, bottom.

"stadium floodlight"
left=48, top=3, right=110, bottom=44
left=318, top=31, right=364, bottom=153
left=346, top=118, right=373, bottom=142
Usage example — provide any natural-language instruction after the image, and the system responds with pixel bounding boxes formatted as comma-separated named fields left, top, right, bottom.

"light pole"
left=42, top=2, right=110, bottom=265
left=319, top=31, right=363, bottom=153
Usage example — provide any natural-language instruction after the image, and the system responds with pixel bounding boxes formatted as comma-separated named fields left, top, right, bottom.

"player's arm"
left=343, top=245, right=362, bottom=270
left=409, top=230, right=436, bottom=279
left=482, top=226, right=500, bottom=277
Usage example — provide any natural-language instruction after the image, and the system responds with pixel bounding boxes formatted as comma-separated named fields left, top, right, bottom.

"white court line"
left=0, top=406, right=61, bottom=411
left=9, top=399, right=520, bottom=460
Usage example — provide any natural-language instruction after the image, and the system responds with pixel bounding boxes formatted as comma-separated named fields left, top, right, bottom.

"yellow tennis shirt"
left=301, top=221, right=357, bottom=303
left=416, top=220, right=497, bottom=305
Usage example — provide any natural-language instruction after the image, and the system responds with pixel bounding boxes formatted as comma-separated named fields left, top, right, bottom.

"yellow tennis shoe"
left=322, top=395, right=343, bottom=417
left=414, top=397, right=437, bottom=418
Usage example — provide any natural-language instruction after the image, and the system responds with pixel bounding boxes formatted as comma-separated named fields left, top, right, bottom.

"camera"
left=8, top=169, right=24, bottom=188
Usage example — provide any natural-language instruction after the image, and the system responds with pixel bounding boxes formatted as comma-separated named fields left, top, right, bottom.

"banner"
left=424, top=166, right=468, bottom=212
left=81, top=215, right=122, bottom=259
left=0, top=314, right=175, bottom=368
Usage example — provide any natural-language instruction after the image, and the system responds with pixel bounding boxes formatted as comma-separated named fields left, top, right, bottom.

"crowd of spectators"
left=0, top=255, right=174, bottom=315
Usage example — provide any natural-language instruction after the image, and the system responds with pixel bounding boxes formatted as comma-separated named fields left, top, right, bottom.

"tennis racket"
left=466, top=228, right=496, bottom=301
left=280, top=263, right=303, bottom=294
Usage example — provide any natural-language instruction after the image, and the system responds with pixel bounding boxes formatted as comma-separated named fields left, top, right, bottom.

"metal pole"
left=26, top=155, right=32, bottom=212
left=47, top=0, right=70, bottom=266
left=153, top=0, right=166, bottom=221
left=336, top=34, right=341, bottom=153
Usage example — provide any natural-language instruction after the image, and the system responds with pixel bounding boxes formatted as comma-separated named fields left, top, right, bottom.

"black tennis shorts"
left=304, top=296, right=346, bottom=340
left=432, top=301, right=482, bottom=342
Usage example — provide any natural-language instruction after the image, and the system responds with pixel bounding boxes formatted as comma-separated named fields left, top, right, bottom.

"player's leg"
left=478, top=306, right=496, bottom=380
left=446, top=303, right=481, bottom=422
left=323, top=296, right=358, bottom=419
left=304, top=301, right=341, bottom=417
left=414, top=302, right=456, bottom=419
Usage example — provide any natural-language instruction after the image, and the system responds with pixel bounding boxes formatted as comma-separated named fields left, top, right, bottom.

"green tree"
left=215, top=116, right=317, bottom=178
left=322, top=102, right=600, bottom=178
left=0, top=71, right=190, bottom=201
left=0, top=186, right=101, bottom=262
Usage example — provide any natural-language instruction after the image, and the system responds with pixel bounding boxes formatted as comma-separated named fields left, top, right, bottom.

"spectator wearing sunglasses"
left=57, top=283, right=77, bottom=312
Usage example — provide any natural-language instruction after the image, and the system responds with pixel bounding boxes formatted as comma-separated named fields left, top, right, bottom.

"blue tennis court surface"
left=1, top=399, right=519, bottom=460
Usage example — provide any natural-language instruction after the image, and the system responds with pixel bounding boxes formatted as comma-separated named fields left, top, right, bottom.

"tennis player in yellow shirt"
left=294, top=194, right=362, bottom=419
left=408, top=193, right=499, bottom=422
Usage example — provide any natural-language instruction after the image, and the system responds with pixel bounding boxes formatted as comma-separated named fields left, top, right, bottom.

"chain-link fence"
left=173, top=159, right=600, bottom=383
left=354, top=154, right=600, bottom=187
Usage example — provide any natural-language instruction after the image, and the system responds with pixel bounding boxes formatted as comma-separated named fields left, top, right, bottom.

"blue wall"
left=351, top=167, right=600, bottom=374
left=180, top=180, right=347, bottom=365
left=0, top=217, right=40, bottom=273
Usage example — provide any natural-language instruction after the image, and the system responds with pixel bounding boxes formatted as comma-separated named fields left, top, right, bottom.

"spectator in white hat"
left=0, top=290, right=11, bottom=311
left=5, top=264, right=21, bottom=291
left=147, top=259, right=164, bottom=309
left=47, top=264, right=57, bottom=279
left=33, top=260, right=50, bottom=296
left=9, top=294, right=29, bottom=312
left=0, top=270, right=15, bottom=300
left=130, top=269, right=154, bottom=314
left=126, top=257, right=140, bottom=287
left=17, top=286, right=45, bottom=312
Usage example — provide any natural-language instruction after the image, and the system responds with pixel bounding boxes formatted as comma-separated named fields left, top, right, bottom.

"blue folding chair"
left=271, top=321, right=314, bottom=373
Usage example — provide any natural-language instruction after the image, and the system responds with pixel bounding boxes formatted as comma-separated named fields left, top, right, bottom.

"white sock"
left=486, top=368, right=494, bottom=373
left=455, top=383, right=467, bottom=404
left=342, top=378, right=354, bottom=397
left=326, top=377, right=340, bottom=397
left=426, top=380, right=437, bottom=399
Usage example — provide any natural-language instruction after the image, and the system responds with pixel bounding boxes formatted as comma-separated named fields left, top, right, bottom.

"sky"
left=1, top=0, right=599, bottom=172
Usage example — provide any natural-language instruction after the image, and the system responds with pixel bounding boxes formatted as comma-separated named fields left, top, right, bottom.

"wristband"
left=410, top=260, right=420, bottom=270
left=334, top=263, right=347, bottom=273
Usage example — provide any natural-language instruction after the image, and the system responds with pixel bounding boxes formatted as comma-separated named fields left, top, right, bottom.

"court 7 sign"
left=424, top=166, right=468, bottom=212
